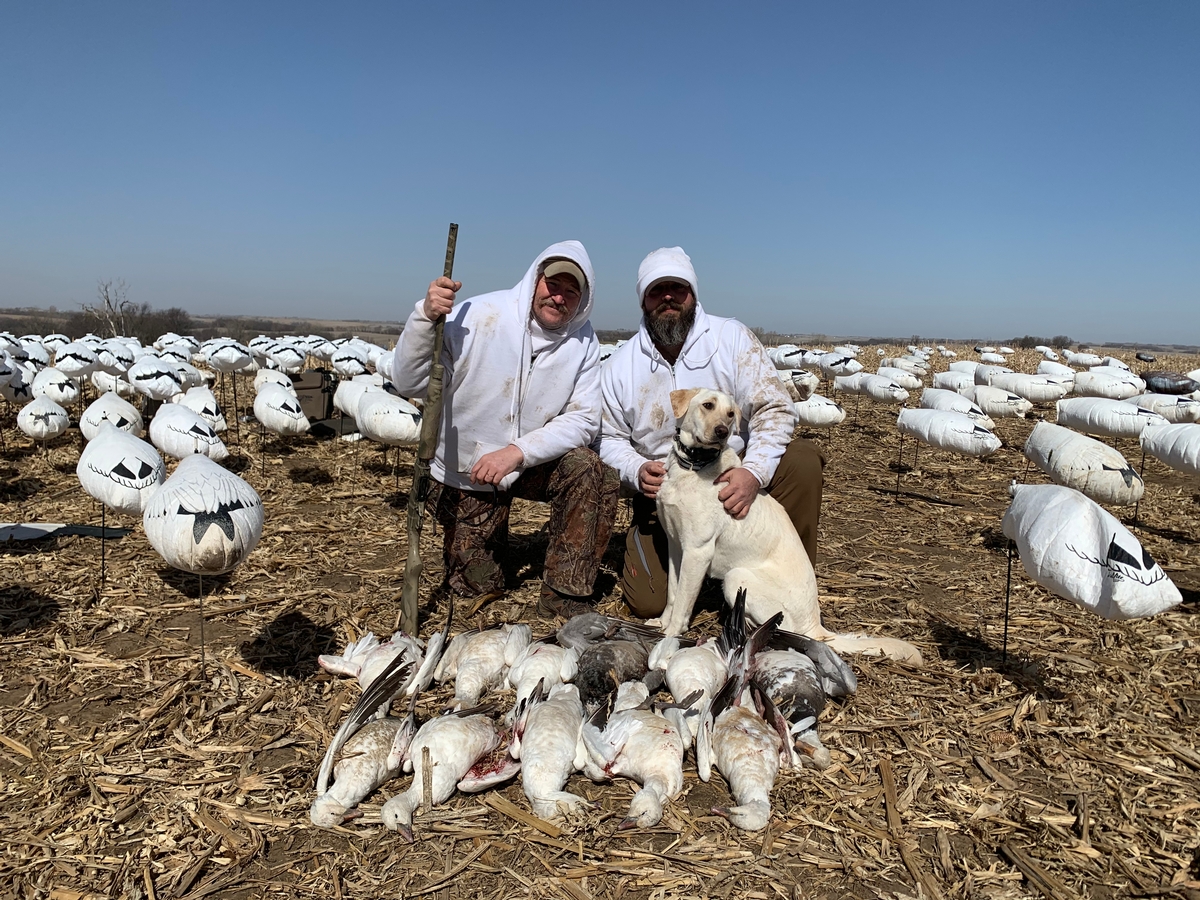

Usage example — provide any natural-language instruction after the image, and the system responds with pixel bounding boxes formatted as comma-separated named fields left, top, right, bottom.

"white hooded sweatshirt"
left=392, top=241, right=601, bottom=492
left=599, top=248, right=796, bottom=492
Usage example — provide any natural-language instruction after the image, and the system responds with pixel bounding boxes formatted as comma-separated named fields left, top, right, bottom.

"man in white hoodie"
left=392, top=241, right=619, bottom=617
left=599, top=247, right=825, bottom=618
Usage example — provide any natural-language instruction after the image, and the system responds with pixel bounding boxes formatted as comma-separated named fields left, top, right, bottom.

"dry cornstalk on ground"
left=1, top=344, right=1198, bottom=900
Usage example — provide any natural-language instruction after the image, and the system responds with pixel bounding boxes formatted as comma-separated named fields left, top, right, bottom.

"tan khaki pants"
left=619, top=438, right=825, bottom=618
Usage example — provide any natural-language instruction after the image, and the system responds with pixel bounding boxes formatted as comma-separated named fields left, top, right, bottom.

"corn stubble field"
left=2, top=345, right=1198, bottom=900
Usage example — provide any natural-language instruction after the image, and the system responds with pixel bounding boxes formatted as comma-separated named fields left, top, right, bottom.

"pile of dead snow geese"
left=312, top=590, right=856, bottom=837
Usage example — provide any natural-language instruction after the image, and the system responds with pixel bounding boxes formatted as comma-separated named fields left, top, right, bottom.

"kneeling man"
left=599, top=246, right=825, bottom=618
left=393, top=242, right=618, bottom=617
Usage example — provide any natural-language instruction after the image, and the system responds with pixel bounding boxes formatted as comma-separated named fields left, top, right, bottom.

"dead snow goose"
left=580, top=681, right=686, bottom=829
left=435, top=624, right=532, bottom=710
left=508, top=683, right=590, bottom=820
left=381, top=710, right=507, bottom=841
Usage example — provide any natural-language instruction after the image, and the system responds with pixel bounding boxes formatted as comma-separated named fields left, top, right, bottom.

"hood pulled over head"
left=517, top=242, right=595, bottom=352
left=636, top=247, right=698, bottom=307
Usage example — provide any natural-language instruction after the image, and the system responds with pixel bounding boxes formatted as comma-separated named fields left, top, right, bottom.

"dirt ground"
left=2, top=344, right=1198, bottom=900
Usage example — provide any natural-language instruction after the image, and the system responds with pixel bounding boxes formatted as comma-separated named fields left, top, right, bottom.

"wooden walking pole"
left=399, top=223, right=458, bottom=634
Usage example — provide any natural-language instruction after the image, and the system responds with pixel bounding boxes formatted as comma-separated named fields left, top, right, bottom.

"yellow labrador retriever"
left=652, top=387, right=922, bottom=664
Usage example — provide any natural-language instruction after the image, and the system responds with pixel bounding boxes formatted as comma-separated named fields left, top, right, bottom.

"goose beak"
left=397, top=824, right=414, bottom=843
left=617, top=816, right=640, bottom=831
left=711, top=806, right=730, bottom=820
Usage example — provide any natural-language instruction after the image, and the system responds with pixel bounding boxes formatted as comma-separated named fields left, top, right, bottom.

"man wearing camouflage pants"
left=392, top=241, right=618, bottom=617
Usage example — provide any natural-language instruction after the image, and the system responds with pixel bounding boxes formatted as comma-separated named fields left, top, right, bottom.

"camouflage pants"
left=429, top=447, right=620, bottom=598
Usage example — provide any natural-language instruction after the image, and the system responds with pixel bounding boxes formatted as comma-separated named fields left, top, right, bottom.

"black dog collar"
left=673, top=433, right=722, bottom=470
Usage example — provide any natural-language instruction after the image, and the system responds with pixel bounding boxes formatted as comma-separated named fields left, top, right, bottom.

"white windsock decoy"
left=334, top=378, right=372, bottom=427
left=966, top=385, right=1033, bottom=419
left=0, top=350, right=15, bottom=389
left=1002, top=484, right=1181, bottom=620
left=77, top=423, right=165, bottom=515
left=860, top=374, right=909, bottom=404
left=1125, top=393, right=1200, bottom=424
left=979, top=352, right=1006, bottom=364
left=1063, top=350, right=1103, bottom=367
left=775, top=368, right=820, bottom=403
left=355, top=391, right=421, bottom=446
left=1099, top=356, right=1130, bottom=371
left=948, top=360, right=980, bottom=375
left=881, top=357, right=927, bottom=376
left=171, top=361, right=207, bottom=390
left=53, top=342, right=98, bottom=379
left=150, top=403, right=229, bottom=460
left=974, top=364, right=1013, bottom=386
left=918, top=388, right=995, bottom=429
left=31, top=367, right=80, bottom=406
left=21, top=339, right=50, bottom=369
left=1074, top=370, right=1143, bottom=400
left=818, top=353, right=862, bottom=378
left=989, top=372, right=1073, bottom=403
left=940, top=349, right=957, bottom=358
left=157, top=344, right=191, bottom=365
left=1035, top=346, right=1060, bottom=361
left=143, top=453, right=263, bottom=575
left=1, top=360, right=35, bottom=406
left=81, top=392, right=143, bottom=440
left=307, top=337, right=338, bottom=363
left=127, top=357, right=184, bottom=400
left=96, top=338, right=135, bottom=375
left=1023, top=422, right=1143, bottom=505
left=974, top=345, right=996, bottom=354
left=794, top=395, right=846, bottom=428
left=254, top=368, right=295, bottom=394
left=174, top=386, right=227, bottom=432
left=999, top=346, right=1015, bottom=355
left=1056, top=397, right=1168, bottom=439
left=207, top=339, right=253, bottom=373
left=876, top=367, right=922, bottom=390
left=268, top=343, right=306, bottom=374
left=896, top=408, right=1001, bottom=456
left=91, top=370, right=137, bottom=398
left=833, top=372, right=863, bottom=394
left=1037, top=360, right=1075, bottom=379
left=332, top=344, right=369, bottom=377
left=932, top=371, right=975, bottom=392
left=43, top=333, right=71, bottom=354
left=1140, top=423, right=1200, bottom=476
left=17, top=396, right=70, bottom=442
left=254, top=383, right=311, bottom=436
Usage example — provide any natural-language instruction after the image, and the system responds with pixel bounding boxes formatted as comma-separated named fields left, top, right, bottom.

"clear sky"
left=2, top=2, right=1197, bottom=344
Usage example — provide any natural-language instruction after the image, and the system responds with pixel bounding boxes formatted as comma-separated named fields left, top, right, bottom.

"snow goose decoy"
left=18, top=396, right=70, bottom=448
left=1001, top=483, right=1182, bottom=620
left=81, top=391, right=143, bottom=440
left=150, top=403, right=228, bottom=461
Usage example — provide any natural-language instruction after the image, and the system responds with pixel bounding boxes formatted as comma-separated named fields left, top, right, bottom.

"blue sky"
left=2, top=2, right=1197, bottom=344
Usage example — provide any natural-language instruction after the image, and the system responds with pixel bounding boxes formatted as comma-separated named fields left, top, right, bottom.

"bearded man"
left=598, top=246, right=825, bottom=618
left=393, top=241, right=619, bottom=618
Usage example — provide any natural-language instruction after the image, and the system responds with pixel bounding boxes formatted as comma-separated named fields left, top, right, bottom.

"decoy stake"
left=400, top=223, right=458, bottom=634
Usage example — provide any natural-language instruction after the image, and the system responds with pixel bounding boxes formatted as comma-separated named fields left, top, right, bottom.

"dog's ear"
left=669, top=388, right=701, bottom=420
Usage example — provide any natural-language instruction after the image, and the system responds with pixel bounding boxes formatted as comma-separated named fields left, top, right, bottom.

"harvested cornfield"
left=2, top=344, right=1198, bottom=900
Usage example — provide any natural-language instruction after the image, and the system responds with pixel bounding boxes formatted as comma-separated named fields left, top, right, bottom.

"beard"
left=644, top=300, right=696, bottom=348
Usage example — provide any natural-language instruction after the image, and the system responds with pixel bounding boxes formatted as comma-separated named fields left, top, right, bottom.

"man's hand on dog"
left=638, top=460, right=667, bottom=499
left=715, top=467, right=759, bottom=519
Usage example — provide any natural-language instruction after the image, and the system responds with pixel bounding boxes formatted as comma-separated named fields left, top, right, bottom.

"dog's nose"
left=714, top=425, right=728, bottom=439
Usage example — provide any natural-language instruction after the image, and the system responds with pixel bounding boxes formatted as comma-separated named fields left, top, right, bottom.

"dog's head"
left=670, top=388, right=741, bottom=449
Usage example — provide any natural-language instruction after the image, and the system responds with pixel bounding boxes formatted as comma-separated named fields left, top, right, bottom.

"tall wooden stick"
left=400, top=223, right=458, bottom=634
